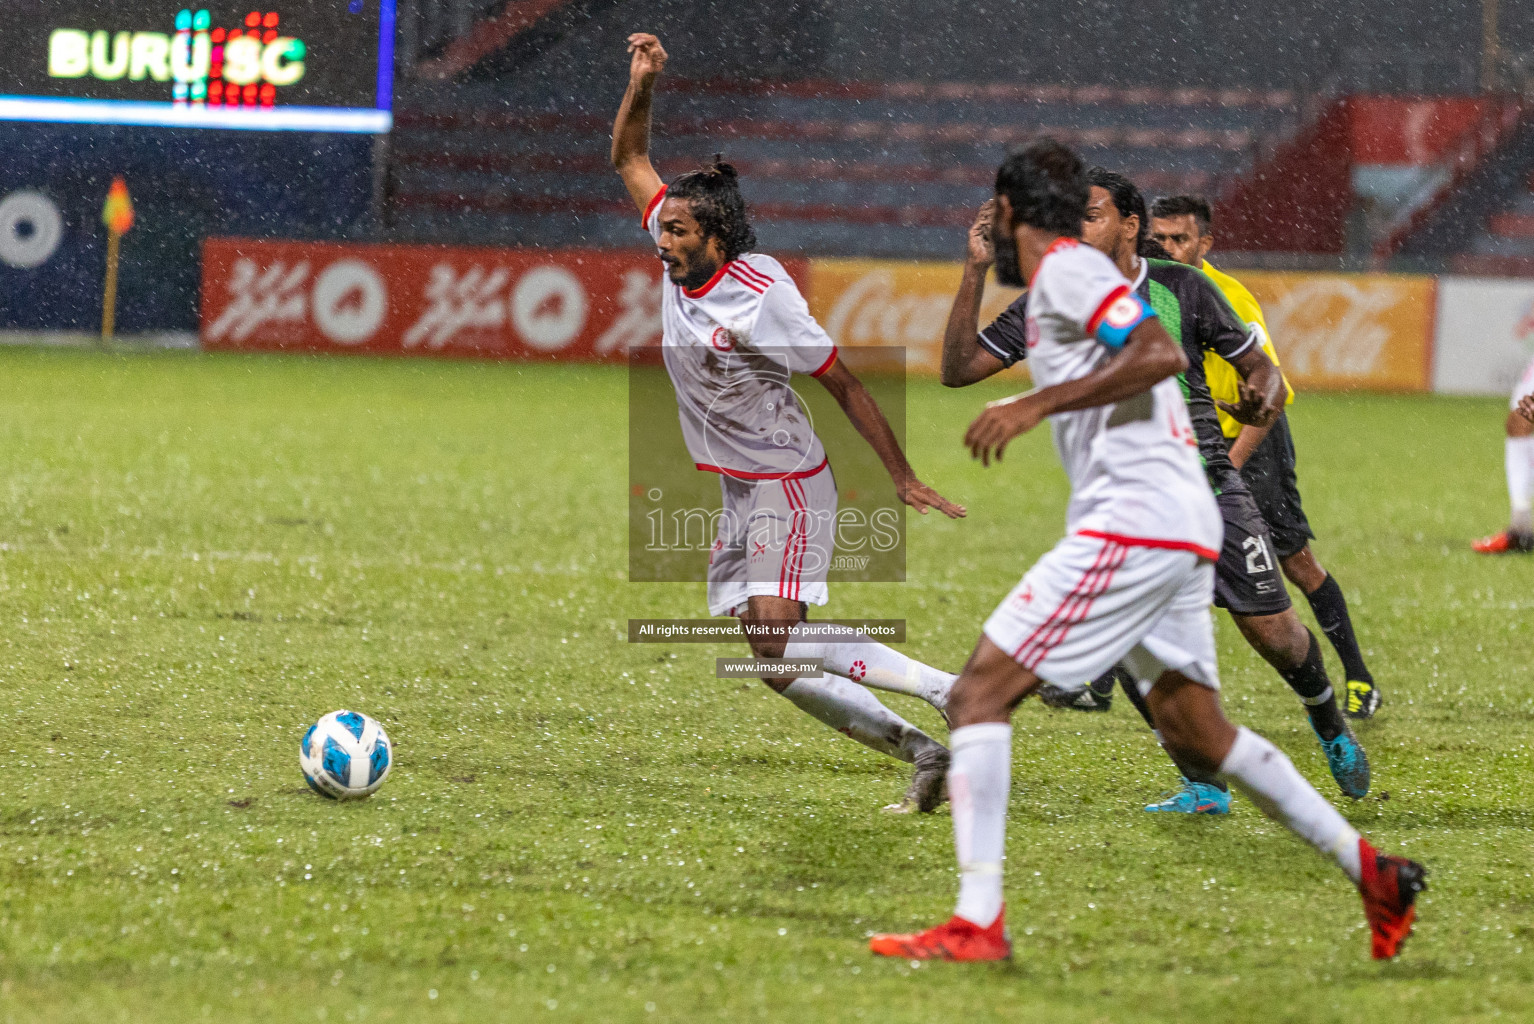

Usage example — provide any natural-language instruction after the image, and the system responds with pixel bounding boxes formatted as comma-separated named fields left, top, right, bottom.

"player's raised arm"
left=815, top=359, right=966, bottom=519
left=965, top=317, right=1186, bottom=466
left=610, top=33, right=667, bottom=214
left=941, top=201, right=1009, bottom=388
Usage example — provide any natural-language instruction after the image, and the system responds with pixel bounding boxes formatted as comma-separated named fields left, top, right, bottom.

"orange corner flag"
left=102, top=176, right=134, bottom=236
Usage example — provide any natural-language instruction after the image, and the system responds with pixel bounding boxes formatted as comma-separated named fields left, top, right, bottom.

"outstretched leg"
left=743, top=596, right=949, bottom=812
left=1146, top=672, right=1425, bottom=959
left=780, top=620, right=955, bottom=713
left=1506, top=410, right=1534, bottom=542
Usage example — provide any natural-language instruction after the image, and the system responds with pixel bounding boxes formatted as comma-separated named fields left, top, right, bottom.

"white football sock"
left=782, top=622, right=955, bottom=711
left=778, top=673, right=939, bottom=764
left=1507, top=436, right=1534, bottom=533
left=949, top=723, right=1011, bottom=927
left=1218, top=726, right=1362, bottom=882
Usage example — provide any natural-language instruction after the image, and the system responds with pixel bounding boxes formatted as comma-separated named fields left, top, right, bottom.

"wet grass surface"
left=0, top=350, right=1528, bottom=1022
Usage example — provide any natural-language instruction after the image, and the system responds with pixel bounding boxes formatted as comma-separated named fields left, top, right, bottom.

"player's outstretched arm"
left=610, top=33, right=667, bottom=214
left=941, top=202, right=1008, bottom=388
left=816, top=359, right=966, bottom=519
left=965, top=318, right=1186, bottom=466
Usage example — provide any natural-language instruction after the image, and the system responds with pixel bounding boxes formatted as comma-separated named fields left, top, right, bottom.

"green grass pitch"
left=0, top=348, right=1530, bottom=1022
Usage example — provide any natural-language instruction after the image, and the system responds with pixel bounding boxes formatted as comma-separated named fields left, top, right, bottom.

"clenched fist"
left=627, top=33, right=668, bottom=82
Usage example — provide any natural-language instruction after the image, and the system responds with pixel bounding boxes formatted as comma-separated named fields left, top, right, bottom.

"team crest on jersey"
left=1104, top=295, right=1141, bottom=329
left=709, top=326, right=736, bottom=352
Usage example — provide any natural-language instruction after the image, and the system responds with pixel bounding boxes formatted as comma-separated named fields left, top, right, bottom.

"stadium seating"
left=386, top=79, right=1302, bottom=259
left=1390, top=110, right=1534, bottom=274
left=1461, top=157, right=1534, bottom=271
left=1359, top=97, right=1526, bottom=261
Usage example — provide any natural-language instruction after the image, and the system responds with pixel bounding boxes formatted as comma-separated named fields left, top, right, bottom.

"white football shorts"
left=707, top=462, right=835, bottom=617
left=983, top=531, right=1221, bottom=694
left=1511, top=355, right=1534, bottom=411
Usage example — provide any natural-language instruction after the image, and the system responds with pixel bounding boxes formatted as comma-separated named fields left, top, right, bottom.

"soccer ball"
left=300, top=710, right=392, bottom=800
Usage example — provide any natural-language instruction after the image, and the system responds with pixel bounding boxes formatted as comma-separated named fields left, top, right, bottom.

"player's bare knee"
left=944, top=674, right=1018, bottom=723
left=1280, top=548, right=1326, bottom=593
left=948, top=642, right=1038, bottom=726
left=740, top=598, right=801, bottom=661
left=1238, top=610, right=1309, bottom=669
left=946, top=676, right=1016, bottom=725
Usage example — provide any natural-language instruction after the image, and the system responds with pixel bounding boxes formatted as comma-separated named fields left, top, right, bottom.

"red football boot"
left=1357, top=839, right=1427, bottom=960
left=869, top=909, right=1012, bottom=961
left=1472, top=530, right=1534, bottom=554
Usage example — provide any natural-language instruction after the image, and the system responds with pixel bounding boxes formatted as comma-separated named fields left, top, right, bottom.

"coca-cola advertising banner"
left=1237, top=271, right=1435, bottom=393
left=805, top=258, right=1025, bottom=377
left=201, top=237, right=715, bottom=359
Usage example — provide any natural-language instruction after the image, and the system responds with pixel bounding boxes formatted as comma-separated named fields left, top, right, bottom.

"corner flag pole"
left=102, top=232, right=121, bottom=342
left=101, top=177, right=135, bottom=343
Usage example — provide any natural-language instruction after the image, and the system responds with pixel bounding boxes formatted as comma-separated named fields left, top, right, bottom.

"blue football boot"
left=1144, top=778, right=1232, bottom=814
left=1316, top=725, right=1371, bottom=798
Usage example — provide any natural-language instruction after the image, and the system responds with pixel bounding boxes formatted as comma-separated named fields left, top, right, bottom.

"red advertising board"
left=202, top=237, right=714, bottom=359
left=1346, top=96, right=1508, bottom=166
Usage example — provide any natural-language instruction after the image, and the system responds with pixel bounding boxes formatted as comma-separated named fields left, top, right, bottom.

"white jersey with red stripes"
left=645, top=186, right=837, bottom=482
left=1025, top=237, right=1221, bottom=560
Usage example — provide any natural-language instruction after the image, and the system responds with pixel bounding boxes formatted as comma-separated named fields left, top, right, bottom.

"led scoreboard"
left=0, top=3, right=394, bottom=132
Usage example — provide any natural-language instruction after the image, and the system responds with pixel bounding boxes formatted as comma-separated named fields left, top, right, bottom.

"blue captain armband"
left=1087, top=286, right=1155, bottom=350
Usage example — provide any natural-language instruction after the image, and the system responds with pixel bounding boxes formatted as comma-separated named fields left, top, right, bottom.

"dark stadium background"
left=2, top=0, right=1532, bottom=335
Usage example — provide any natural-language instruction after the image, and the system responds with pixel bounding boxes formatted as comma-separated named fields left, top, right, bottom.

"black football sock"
left=1088, top=669, right=1118, bottom=699
left=1117, top=670, right=1228, bottom=791
left=1115, top=669, right=1156, bottom=730
left=1304, top=574, right=1373, bottom=684
left=1280, top=630, right=1345, bottom=741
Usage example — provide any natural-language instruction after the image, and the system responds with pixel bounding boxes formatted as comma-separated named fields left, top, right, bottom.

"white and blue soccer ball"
left=300, top=710, right=392, bottom=800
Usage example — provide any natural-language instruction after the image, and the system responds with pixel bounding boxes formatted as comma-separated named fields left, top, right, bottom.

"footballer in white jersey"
left=1473, top=354, right=1534, bottom=553
left=871, top=139, right=1424, bottom=965
left=611, top=32, right=965, bottom=814
left=642, top=192, right=840, bottom=615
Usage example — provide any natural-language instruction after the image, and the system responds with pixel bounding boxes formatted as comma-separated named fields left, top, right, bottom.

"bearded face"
left=991, top=202, right=1025, bottom=289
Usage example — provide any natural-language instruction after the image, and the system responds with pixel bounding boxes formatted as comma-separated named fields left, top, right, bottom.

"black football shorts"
left=1212, top=474, right=1292, bottom=617
left=1237, top=414, right=1315, bottom=561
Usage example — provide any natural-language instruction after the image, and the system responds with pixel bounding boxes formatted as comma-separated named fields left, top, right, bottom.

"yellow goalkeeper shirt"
left=1200, top=260, right=1295, bottom=438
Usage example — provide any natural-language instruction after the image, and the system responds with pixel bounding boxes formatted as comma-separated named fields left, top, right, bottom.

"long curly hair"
left=667, top=156, right=757, bottom=261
